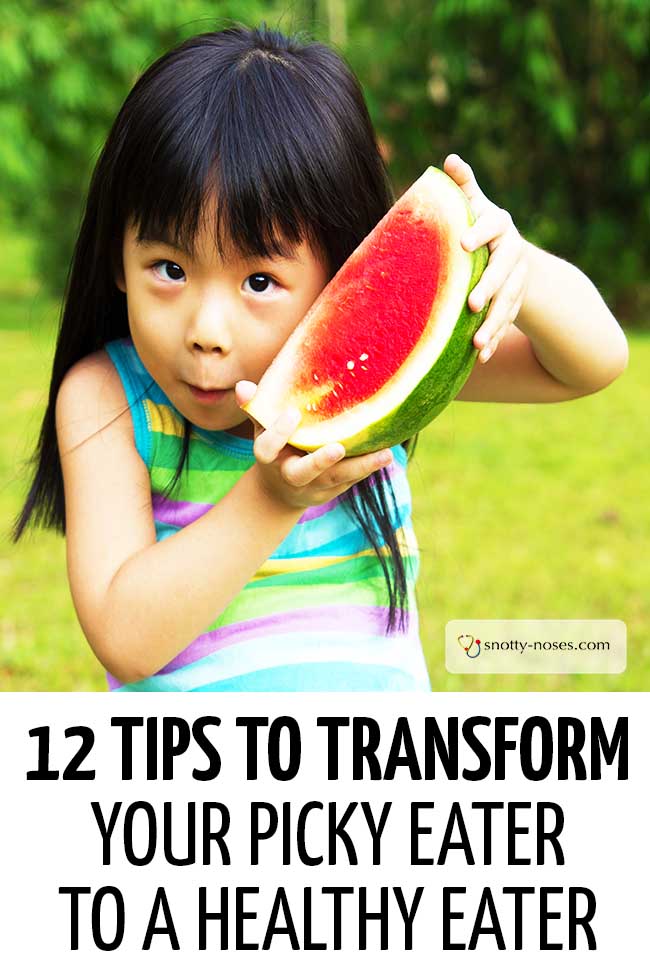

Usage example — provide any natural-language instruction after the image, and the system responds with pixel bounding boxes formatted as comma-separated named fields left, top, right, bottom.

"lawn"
left=1, top=223, right=648, bottom=691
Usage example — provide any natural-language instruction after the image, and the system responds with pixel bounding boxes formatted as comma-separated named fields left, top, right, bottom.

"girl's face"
left=117, top=213, right=329, bottom=437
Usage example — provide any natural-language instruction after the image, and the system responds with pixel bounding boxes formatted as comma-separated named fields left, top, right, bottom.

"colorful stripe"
left=109, top=603, right=414, bottom=682
left=110, top=625, right=427, bottom=692
left=104, top=337, right=430, bottom=693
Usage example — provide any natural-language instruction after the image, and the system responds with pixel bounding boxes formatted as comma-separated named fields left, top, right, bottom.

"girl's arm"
left=509, top=240, right=628, bottom=390
left=57, top=352, right=390, bottom=684
left=444, top=154, right=628, bottom=403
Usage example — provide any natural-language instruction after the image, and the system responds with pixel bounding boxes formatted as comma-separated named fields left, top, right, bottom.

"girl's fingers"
left=331, top=448, right=394, bottom=486
left=235, top=380, right=266, bottom=438
left=476, top=260, right=527, bottom=340
left=469, top=240, right=526, bottom=313
left=478, top=320, right=513, bottom=363
left=234, top=379, right=257, bottom=406
left=475, top=274, right=527, bottom=360
left=280, top=443, right=346, bottom=487
left=325, top=448, right=394, bottom=489
left=281, top=444, right=392, bottom=488
left=461, top=207, right=512, bottom=253
left=253, top=407, right=302, bottom=464
left=443, top=154, right=489, bottom=217
left=474, top=282, right=517, bottom=354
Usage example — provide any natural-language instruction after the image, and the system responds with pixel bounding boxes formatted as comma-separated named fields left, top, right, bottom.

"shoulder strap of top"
left=105, top=337, right=157, bottom=468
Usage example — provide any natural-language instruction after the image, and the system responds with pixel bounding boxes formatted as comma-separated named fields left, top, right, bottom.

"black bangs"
left=109, top=25, right=392, bottom=273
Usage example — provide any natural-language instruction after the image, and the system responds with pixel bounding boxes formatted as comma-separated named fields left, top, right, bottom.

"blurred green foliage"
left=344, top=0, right=650, bottom=320
left=1, top=0, right=649, bottom=317
left=0, top=0, right=293, bottom=293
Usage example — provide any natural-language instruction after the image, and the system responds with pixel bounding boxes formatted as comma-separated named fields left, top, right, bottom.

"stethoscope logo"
left=458, top=634, right=481, bottom=659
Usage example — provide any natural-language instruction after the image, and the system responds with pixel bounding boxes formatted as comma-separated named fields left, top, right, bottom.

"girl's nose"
left=186, top=293, right=234, bottom=354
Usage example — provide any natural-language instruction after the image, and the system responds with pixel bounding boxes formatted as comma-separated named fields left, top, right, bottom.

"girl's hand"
left=235, top=381, right=394, bottom=510
left=444, top=153, right=529, bottom=363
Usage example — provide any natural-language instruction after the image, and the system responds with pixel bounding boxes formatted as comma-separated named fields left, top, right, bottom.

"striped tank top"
left=105, top=338, right=430, bottom=691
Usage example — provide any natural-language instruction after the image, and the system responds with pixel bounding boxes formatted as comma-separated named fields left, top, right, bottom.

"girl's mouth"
left=187, top=384, right=230, bottom=404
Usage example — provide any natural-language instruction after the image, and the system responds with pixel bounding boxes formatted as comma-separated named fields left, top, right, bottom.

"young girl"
left=15, top=25, right=628, bottom=692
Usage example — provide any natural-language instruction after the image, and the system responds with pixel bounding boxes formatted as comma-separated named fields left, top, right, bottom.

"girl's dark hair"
left=14, top=23, right=419, bottom=634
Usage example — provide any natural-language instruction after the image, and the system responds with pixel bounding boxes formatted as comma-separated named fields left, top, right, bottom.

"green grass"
left=412, top=341, right=649, bottom=690
left=1, top=223, right=648, bottom=691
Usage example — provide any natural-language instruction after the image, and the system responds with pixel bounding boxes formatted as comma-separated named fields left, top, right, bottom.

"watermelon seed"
left=346, top=360, right=355, bottom=370
left=359, top=353, right=369, bottom=361
left=313, top=372, right=319, bottom=382
left=361, top=365, right=368, bottom=371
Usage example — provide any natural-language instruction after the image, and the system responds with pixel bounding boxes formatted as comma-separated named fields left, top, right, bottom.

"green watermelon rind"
left=325, top=240, right=490, bottom=456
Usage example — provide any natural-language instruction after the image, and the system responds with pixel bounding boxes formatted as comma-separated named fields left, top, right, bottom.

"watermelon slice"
left=243, top=165, right=489, bottom=455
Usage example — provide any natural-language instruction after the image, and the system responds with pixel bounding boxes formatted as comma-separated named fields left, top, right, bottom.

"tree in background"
left=1, top=0, right=649, bottom=317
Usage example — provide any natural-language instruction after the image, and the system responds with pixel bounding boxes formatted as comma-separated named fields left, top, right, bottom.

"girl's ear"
left=113, top=257, right=126, bottom=294
left=115, top=267, right=126, bottom=292
left=112, top=240, right=126, bottom=292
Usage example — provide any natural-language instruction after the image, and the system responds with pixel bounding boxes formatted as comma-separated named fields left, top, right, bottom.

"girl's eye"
left=243, top=273, right=279, bottom=295
left=152, top=260, right=185, bottom=282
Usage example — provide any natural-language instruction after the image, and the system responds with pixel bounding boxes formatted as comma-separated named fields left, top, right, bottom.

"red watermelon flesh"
left=296, top=205, right=449, bottom=419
